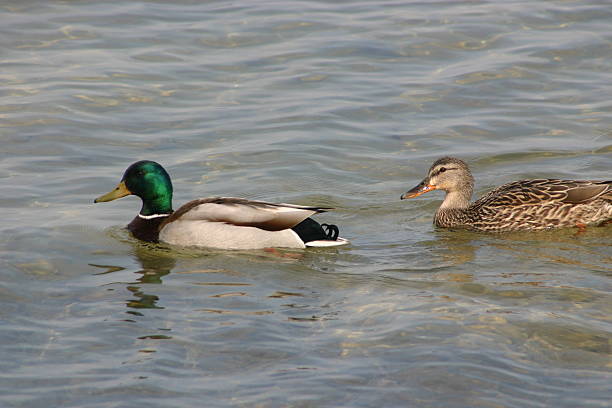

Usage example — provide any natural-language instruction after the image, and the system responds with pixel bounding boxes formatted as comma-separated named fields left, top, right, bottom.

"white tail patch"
left=305, top=237, right=350, bottom=247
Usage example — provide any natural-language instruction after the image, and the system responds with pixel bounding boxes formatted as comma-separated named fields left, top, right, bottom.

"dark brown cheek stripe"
left=433, top=167, right=458, bottom=177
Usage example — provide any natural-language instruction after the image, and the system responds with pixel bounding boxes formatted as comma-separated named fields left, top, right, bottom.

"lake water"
left=1, top=1, right=611, bottom=407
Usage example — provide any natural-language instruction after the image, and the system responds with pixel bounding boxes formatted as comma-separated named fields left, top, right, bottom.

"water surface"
left=1, top=1, right=611, bottom=407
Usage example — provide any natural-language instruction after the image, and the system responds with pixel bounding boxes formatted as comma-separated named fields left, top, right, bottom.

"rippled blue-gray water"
left=1, top=1, right=611, bottom=407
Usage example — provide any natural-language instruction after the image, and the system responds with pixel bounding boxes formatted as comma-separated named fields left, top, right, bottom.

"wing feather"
left=563, top=184, right=609, bottom=204
left=162, top=197, right=330, bottom=231
left=474, top=179, right=611, bottom=209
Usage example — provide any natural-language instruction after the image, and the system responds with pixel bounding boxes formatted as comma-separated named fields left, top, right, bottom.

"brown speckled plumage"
left=402, top=157, right=612, bottom=232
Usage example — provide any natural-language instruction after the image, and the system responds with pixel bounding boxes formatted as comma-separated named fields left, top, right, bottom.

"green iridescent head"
left=94, top=160, right=174, bottom=216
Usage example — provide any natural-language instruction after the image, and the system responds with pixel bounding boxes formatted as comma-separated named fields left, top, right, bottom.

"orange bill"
left=400, top=182, right=436, bottom=200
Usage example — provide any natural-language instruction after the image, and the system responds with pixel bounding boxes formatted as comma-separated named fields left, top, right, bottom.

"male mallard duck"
left=95, top=160, right=349, bottom=249
left=401, top=156, right=612, bottom=232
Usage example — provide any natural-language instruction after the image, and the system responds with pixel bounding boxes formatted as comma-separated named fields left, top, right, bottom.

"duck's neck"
left=439, top=190, right=471, bottom=210
left=128, top=214, right=169, bottom=242
left=140, top=196, right=173, bottom=217
left=131, top=195, right=173, bottom=242
left=435, top=190, right=472, bottom=227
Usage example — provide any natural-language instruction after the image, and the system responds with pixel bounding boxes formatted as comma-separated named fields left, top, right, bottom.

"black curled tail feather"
left=320, top=223, right=339, bottom=240
left=291, top=218, right=339, bottom=244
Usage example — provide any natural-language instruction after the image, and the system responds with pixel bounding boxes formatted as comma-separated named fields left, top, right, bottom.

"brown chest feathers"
left=127, top=215, right=170, bottom=242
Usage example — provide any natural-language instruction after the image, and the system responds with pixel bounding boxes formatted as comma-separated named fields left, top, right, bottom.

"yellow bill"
left=94, top=181, right=131, bottom=203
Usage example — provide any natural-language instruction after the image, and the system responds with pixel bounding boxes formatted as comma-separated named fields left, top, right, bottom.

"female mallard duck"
left=95, top=160, right=349, bottom=249
left=401, top=156, right=612, bottom=232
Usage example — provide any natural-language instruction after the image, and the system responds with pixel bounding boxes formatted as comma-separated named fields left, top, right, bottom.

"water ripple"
left=1, top=1, right=611, bottom=407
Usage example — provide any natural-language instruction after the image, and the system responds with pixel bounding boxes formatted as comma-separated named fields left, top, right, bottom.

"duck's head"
left=401, top=157, right=474, bottom=200
left=94, top=160, right=173, bottom=215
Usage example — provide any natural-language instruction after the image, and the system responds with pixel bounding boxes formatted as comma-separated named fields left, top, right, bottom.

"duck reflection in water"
left=90, top=242, right=175, bottom=311
left=125, top=244, right=175, bottom=311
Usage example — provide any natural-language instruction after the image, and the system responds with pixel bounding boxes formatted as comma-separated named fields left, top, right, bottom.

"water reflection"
left=90, top=240, right=176, bottom=311
left=432, top=229, right=479, bottom=267
left=488, top=227, right=612, bottom=273
left=125, top=286, right=164, bottom=310
left=428, top=225, right=612, bottom=276
left=124, top=244, right=175, bottom=310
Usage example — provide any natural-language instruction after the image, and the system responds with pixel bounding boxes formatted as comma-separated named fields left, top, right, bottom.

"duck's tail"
left=291, top=218, right=349, bottom=247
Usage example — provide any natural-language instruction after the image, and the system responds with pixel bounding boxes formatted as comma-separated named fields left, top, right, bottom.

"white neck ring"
left=138, top=213, right=169, bottom=220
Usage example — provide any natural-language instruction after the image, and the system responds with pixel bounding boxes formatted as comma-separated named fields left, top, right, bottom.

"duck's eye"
left=439, top=167, right=447, bottom=173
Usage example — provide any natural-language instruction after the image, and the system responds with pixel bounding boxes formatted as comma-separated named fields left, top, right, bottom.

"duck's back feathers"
left=457, top=179, right=612, bottom=231
left=161, top=197, right=330, bottom=231
left=474, top=179, right=611, bottom=209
